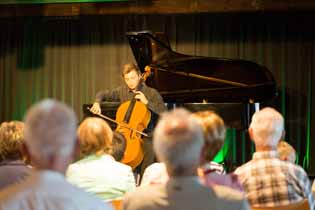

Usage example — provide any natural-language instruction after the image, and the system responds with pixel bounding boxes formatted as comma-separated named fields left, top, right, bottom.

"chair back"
left=111, top=199, right=122, bottom=210
left=251, top=200, right=309, bottom=210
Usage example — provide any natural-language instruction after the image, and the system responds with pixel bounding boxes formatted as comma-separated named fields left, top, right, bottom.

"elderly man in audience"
left=141, top=111, right=243, bottom=192
left=0, top=99, right=112, bottom=210
left=234, top=107, right=314, bottom=210
left=0, top=121, right=32, bottom=189
left=123, top=108, right=250, bottom=210
left=66, top=117, right=136, bottom=202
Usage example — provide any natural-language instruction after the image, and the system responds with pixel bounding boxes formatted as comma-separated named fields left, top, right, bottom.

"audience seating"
left=110, top=199, right=122, bottom=210
left=251, top=200, right=309, bottom=210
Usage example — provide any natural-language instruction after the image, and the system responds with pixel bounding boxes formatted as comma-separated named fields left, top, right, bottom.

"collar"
left=0, top=159, right=27, bottom=166
left=167, top=176, right=201, bottom=185
left=252, top=150, right=279, bottom=160
left=76, top=154, right=115, bottom=163
left=199, top=162, right=218, bottom=176
left=33, top=170, right=65, bottom=182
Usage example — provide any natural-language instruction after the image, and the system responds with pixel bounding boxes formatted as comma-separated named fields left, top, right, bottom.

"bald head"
left=24, top=99, right=77, bottom=168
left=249, top=107, right=284, bottom=148
left=153, top=108, right=204, bottom=176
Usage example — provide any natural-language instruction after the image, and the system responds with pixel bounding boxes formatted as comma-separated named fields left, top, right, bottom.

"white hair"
left=250, top=107, right=284, bottom=147
left=153, top=108, right=204, bottom=175
left=24, top=99, right=77, bottom=164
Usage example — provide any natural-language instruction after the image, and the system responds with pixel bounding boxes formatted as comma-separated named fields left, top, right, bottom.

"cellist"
left=90, top=63, right=166, bottom=176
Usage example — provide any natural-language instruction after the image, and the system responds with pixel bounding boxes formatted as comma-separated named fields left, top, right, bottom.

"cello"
left=115, top=67, right=152, bottom=169
left=88, top=67, right=153, bottom=169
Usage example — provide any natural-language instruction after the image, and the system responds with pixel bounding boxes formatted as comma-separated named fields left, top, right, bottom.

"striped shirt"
left=234, top=150, right=314, bottom=210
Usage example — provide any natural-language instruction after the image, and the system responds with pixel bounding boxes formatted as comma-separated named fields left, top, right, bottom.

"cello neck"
left=123, top=82, right=143, bottom=123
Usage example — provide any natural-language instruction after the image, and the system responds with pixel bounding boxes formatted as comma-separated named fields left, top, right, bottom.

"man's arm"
left=146, top=88, right=166, bottom=114
left=91, top=87, right=121, bottom=114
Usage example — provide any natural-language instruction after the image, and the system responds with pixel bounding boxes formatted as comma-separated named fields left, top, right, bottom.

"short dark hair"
left=111, top=131, right=126, bottom=161
left=121, top=63, right=141, bottom=77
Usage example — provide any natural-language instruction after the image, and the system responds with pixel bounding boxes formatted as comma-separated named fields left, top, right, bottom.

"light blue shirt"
left=66, top=154, right=136, bottom=201
left=0, top=170, right=112, bottom=210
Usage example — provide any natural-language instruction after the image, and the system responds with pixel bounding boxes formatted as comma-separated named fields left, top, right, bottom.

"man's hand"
left=134, top=91, right=148, bottom=105
left=90, top=102, right=101, bottom=114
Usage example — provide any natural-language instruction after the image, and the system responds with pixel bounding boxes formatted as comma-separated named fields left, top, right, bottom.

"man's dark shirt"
left=95, top=83, right=166, bottom=115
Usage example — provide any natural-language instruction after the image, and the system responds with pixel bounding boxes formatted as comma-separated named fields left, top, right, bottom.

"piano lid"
left=126, top=31, right=277, bottom=103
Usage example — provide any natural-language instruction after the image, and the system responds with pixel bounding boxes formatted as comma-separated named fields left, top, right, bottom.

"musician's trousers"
left=139, top=137, right=155, bottom=179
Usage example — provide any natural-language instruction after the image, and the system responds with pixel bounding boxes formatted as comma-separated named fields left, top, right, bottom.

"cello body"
left=115, top=100, right=151, bottom=169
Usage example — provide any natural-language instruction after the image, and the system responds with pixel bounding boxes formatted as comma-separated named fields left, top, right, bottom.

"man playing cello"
left=90, top=63, right=166, bottom=177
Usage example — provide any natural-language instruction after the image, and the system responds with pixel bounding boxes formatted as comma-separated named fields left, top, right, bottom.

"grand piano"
left=125, top=31, right=277, bottom=130
left=83, top=31, right=277, bottom=130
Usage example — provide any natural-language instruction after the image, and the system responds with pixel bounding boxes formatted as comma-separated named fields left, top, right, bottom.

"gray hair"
left=250, top=107, right=284, bottom=148
left=24, top=99, right=77, bottom=164
left=153, top=108, right=204, bottom=176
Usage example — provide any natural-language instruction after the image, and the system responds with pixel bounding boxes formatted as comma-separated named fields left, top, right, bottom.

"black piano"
left=125, top=30, right=277, bottom=130
left=83, top=31, right=277, bottom=130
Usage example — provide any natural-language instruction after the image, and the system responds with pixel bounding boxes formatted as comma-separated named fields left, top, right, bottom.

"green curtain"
left=0, top=13, right=314, bottom=174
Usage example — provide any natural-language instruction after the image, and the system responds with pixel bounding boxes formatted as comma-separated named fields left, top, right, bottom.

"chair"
left=251, top=200, right=309, bottom=210
left=111, top=199, right=122, bottom=210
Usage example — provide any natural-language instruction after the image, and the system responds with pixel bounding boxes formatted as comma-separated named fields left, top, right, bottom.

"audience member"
left=234, top=107, right=314, bottom=209
left=0, top=99, right=112, bottom=210
left=141, top=111, right=243, bottom=192
left=66, top=117, right=136, bottom=201
left=123, top=108, right=250, bottom=210
left=192, top=111, right=243, bottom=191
left=277, top=140, right=296, bottom=163
left=0, top=121, right=32, bottom=189
left=111, top=131, right=127, bottom=161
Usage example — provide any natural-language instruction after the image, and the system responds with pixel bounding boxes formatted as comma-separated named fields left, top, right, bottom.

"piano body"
left=125, top=31, right=277, bottom=130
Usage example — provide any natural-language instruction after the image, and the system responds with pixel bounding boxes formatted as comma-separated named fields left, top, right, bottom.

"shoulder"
left=282, top=161, right=309, bottom=179
left=212, top=184, right=246, bottom=200
left=141, top=163, right=168, bottom=186
left=145, top=162, right=166, bottom=172
left=124, top=184, right=164, bottom=202
left=112, top=161, right=134, bottom=173
left=142, top=85, right=160, bottom=94
left=234, top=160, right=254, bottom=175
left=0, top=172, right=111, bottom=210
left=211, top=185, right=249, bottom=209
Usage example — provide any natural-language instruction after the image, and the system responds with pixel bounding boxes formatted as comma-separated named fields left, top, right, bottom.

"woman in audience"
left=277, top=140, right=296, bottom=163
left=66, top=117, right=136, bottom=201
left=193, top=111, right=243, bottom=191
left=0, top=121, right=32, bottom=189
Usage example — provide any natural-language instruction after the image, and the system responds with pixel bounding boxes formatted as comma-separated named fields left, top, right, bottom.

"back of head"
left=153, top=108, right=204, bottom=176
left=277, top=140, right=296, bottom=163
left=249, top=107, right=284, bottom=148
left=192, top=111, right=226, bottom=162
left=0, top=121, right=25, bottom=162
left=77, top=117, right=113, bottom=158
left=24, top=99, right=77, bottom=166
left=111, top=131, right=126, bottom=161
